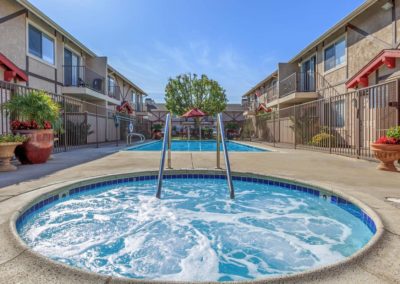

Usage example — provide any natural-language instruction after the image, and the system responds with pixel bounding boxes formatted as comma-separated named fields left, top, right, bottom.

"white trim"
left=323, top=34, right=347, bottom=75
left=26, top=19, right=57, bottom=67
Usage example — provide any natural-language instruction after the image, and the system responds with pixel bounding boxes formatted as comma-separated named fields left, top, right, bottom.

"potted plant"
left=371, top=126, right=400, bottom=172
left=226, top=122, right=239, bottom=140
left=152, top=124, right=163, bottom=140
left=3, top=90, right=60, bottom=164
left=0, top=134, right=27, bottom=171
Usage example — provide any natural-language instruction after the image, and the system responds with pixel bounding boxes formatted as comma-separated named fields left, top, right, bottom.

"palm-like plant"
left=3, top=90, right=60, bottom=130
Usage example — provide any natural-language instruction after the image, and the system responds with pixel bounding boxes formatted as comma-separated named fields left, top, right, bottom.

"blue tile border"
left=16, top=172, right=377, bottom=234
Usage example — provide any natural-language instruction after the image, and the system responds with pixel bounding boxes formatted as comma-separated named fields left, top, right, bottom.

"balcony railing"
left=279, top=72, right=316, bottom=98
left=107, top=85, right=121, bottom=101
left=63, top=65, right=105, bottom=94
left=264, top=85, right=278, bottom=103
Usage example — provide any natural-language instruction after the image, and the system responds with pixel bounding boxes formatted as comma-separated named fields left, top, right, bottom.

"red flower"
left=30, top=120, right=39, bottom=129
left=43, top=121, right=52, bottom=129
left=375, top=136, right=399, bottom=144
left=10, top=120, right=21, bottom=130
left=20, top=121, right=31, bottom=129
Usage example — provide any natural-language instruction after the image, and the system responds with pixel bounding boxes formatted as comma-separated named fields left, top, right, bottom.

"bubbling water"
left=18, top=178, right=373, bottom=282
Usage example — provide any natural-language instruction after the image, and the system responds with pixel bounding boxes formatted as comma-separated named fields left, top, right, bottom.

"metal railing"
left=0, top=80, right=151, bottom=152
left=63, top=65, right=105, bottom=94
left=108, top=85, right=121, bottom=101
left=279, top=72, right=317, bottom=98
left=156, top=113, right=171, bottom=199
left=244, top=79, right=399, bottom=160
left=217, top=113, right=235, bottom=199
left=265, top=85, right=278, bottom=103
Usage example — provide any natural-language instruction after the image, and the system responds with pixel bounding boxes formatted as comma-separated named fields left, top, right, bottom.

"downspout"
left=392, top=0, right=397, bottom=48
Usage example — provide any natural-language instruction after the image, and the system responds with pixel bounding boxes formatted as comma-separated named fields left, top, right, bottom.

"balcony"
left=62, top=65, right=120, bottom=105
left=263, top=85, right=278, bottom=107
left=243, top=100, right=258, bottom=116
left=277, top=72, right=319, bottom=107
left=63, top=65, right=105, bottom=93
left=107, top=85, right=121, bottom=101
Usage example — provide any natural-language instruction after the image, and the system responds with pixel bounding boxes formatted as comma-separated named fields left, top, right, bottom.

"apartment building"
left=0, top=0, right=147, bottom=116
left=242, top=0, right=400, bottom=159
left=146, top=101, right=245, bottom=130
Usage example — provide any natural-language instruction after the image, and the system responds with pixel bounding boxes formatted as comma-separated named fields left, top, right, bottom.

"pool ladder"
left=217, top=113, right=235, bottom=199
left=156, top=113, right=172, bottom=199
left=155, top=112, right=234, bottom=199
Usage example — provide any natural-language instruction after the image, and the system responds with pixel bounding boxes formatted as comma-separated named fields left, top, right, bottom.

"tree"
left=165, top=73, right=227, bottom=115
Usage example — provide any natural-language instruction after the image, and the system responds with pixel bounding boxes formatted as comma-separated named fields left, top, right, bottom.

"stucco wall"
left=0, top=0, right=27, bottom=74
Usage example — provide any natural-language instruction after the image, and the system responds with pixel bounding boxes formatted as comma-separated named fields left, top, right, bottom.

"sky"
left=30, top=0, right=365, bottom=103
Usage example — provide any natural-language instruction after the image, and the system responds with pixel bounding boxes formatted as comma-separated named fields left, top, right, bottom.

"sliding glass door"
left=300, top=56, right=316, bottom=92
left=64, top=49, right=80, bottom=86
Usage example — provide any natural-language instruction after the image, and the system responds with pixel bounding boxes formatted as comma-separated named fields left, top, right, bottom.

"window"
left=108, top=76, right=115, bottom=95
left=324, top=37, right=346, bottom=72
left=130, top=91, right=136, bottom=104
left=28, top=25, right=55, bottom=65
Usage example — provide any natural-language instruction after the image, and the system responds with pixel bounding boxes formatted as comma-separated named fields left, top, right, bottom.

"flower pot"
left=152, top=130, right=162, bottom=140
left=13, top=129, right=54, bottom=164
left=0, top=142, right=22, bottom=172
left=371, top=143, right=400, bottom=172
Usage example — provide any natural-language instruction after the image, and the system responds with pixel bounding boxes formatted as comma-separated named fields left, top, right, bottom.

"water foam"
left=18, top=178, right=373, bottom=281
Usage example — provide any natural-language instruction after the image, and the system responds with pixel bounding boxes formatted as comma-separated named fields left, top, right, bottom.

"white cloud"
left=108, top=40, right=275, bottom=103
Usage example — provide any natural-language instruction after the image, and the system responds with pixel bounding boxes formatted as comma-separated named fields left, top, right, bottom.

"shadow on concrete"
left=0, top=145, right=126, bottom=189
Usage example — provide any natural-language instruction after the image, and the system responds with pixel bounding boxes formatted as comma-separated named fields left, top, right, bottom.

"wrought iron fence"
left=0, top=80, right=151, bottom=153
left=245, top=80, right=400, bottom=160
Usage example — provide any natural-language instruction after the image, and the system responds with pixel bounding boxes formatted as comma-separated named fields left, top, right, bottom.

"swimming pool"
left=126, top=140, right=267, bottom=152
left=16, top=171, right=376, bottom=282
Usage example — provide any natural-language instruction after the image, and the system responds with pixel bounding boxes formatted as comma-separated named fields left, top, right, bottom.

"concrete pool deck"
left=0, top=142, right=399, bottom=283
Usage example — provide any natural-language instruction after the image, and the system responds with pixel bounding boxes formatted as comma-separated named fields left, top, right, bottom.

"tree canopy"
left=165, top=73, right=227, bottom=116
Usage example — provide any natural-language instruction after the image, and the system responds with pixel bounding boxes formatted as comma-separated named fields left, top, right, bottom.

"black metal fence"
left=244, top=80, right=400, bottom=160
left=0, top=80, right=151, bottom=153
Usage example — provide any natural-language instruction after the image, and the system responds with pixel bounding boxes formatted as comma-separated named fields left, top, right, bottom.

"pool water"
left=126, top=140, right=266, bottom=152
left=18, top=177, right=374, bottom=282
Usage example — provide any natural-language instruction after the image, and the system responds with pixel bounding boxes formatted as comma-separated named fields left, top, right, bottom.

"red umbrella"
left=181, top=108, right=206, bottom=140
left=181, top=108, right=206, bottom=118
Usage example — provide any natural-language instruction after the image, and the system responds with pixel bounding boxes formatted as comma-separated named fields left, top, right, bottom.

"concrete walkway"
left=0, top=143, right=399, bottom=283
left=0, top=145, right=126, bottom=189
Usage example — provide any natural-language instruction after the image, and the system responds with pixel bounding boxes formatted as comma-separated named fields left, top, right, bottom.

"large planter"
left=152, top=130, right=162, bottom=140
left=0, top=142, right=22, bottom=172
left=371, top=143, right=400, bottom=172
left=13, top=129, right=54, bottom=164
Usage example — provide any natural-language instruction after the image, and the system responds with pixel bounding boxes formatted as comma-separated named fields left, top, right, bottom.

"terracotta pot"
left=0, top=142, right=22, bottom=172
left=152, top=130, right=162, bottom=140
left=371, top=143, right=400, bottom=172
left=13, top=129, right=54, bottom=164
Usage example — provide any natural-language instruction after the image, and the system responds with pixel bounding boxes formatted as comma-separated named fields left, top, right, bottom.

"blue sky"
left=30, top=0, right=364, bottom=103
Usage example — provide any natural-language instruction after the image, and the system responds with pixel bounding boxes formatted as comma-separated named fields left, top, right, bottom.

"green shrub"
left=0, top=134, right=27, bottom=143
left=387, top=126, right=400, bottom=140
left=3, top=90, right=61, bottom=130
left=152, top=124, right=163, bottom=131
left=309, top=128, right=335, bottom=147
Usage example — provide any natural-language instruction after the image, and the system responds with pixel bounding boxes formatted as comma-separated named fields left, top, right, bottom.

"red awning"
left=181, top=108, right=206, bottom=118
left=116, top=101, right=134, bottom=114
left=257, top=103, right=272, bottom=113
left=0, top=52, right=28, bottom=82
left=346, top=49, right=400, bottom=89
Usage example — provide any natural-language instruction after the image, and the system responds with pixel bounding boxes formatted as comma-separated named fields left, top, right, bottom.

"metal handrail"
left=156, top=113, right=171, bottom=199
left=217, top=113, right=235, bottom=199
left=126, top=133, right=145, bottom=145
